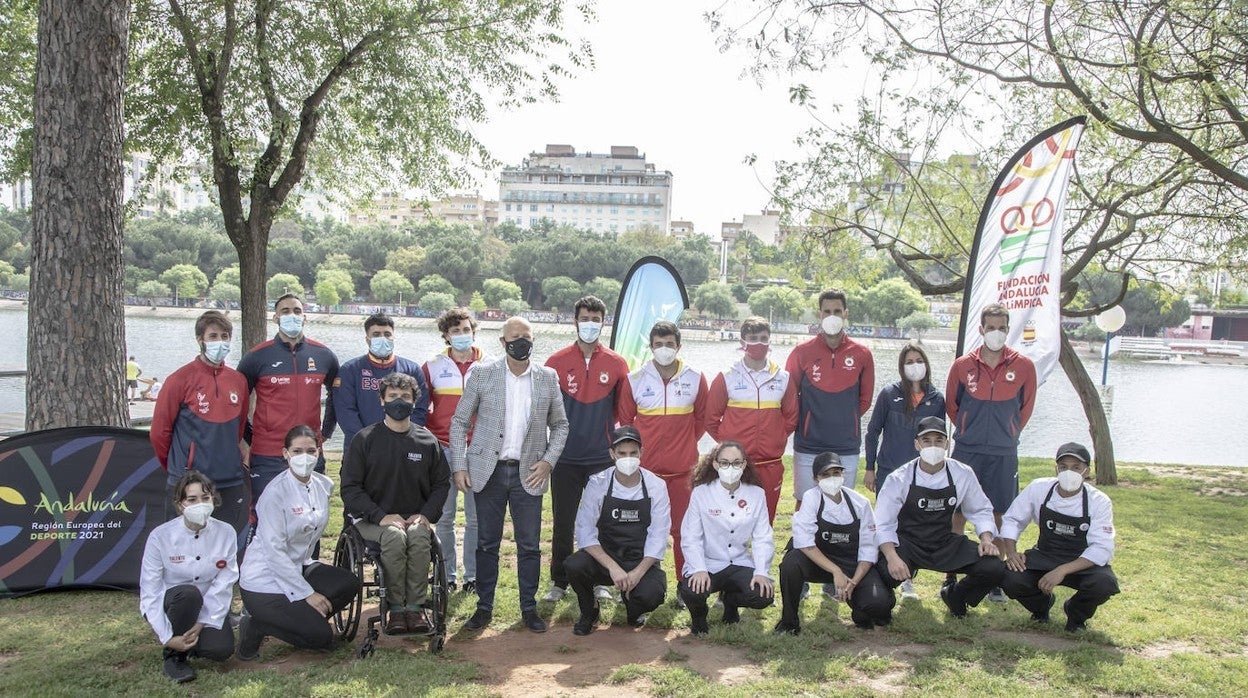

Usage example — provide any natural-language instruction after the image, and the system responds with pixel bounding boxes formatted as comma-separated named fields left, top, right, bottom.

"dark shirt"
left=340, top=421, right=450, bottom=525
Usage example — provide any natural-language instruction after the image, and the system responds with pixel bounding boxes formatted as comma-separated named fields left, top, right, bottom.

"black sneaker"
left=462, top=579, right=477, bottom=595
left=690, top=615, right=710, bottom=636
left=463, top=608, right=492, bottom=631
left=721, top=604, right=740, bottom=625
left=236, top=611, right=262, bottom=661
left=851, top=609, right=874, bottom=630
left=627, top=613, right=648, bottom=628
left=573, top=606, right=600, bottom=636
left=1032, top=594, right=1056, bottom=623
left=1063, top=599, right=1087, bottom=632
left=522, top=610, right=548, bottom=633
left=772, top=620, right=800, bottom=636
left=940, top=580, right=968, bottom=618
left=162, top=652, right=196, bottom=683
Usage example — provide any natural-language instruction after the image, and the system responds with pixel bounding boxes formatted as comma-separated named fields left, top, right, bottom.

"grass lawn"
left=1, top=458, right=1246, bottom=696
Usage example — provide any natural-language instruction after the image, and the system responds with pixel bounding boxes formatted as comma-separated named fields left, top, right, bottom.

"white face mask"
left=818, top=476, right=844, bottom=496
left=615, top=456, right=640, bottom=476
left=983, top=329, right=1008, bottom=352
left=289, top=453, right=317, bottom=478
left=578, top=321, right=603, bottom=344
left=821, top=314, right=845, bottom=336
left=919, top=446, right=945, bottom=466
left=717, top=465, right=744, bottom=486
left=183, top=501, right=214, bottom=527
left=1057, top=469, right=1085, bottom=491
left=652, top=346, right=678, bottom=367
left=903, top=362, right=926, bottom=382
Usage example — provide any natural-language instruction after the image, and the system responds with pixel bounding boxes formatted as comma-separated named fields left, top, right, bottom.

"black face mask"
left=383, top=398, right=414, bottom=422
left=504, top=337, right=533, bottom=362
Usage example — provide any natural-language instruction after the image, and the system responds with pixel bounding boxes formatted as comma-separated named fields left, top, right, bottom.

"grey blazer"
left=448, top=358, right=569, bottom=496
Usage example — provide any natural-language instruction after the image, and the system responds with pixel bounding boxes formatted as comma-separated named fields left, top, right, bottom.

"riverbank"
left=1, top=458, right=1245, bottom=697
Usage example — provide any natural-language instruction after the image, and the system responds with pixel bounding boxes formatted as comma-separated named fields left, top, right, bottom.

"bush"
left=500, top=298, right=531, bottom=316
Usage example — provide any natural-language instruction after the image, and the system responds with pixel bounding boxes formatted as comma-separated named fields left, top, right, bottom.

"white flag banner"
left=958, top=117, right=1086, bottom=383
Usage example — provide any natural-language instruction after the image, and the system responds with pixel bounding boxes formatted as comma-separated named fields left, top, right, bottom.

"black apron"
left=1025, top=483, right=1090, bottom=571
left=896, top=464, right=980, bottom=571
left=813, top=491, right=861, bottom=576
left=596, top=474, right=652, bottom=568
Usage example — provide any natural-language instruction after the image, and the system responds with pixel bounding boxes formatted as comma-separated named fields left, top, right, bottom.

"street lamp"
left=1095, top=305, right=1126, bottom=386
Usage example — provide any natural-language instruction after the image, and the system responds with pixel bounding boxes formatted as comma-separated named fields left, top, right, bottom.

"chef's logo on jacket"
left=1046, top=520, right=1077, bottom=536
left=820, top=531, right=851, bottom=544
left=215, top=559, right=228, bottom=569
left=1079, top=523, right=1090, bottom=531
left=708, top=508, right=722, bottom=517
left=737, top=499, right=747, bottom=508
left=407, top=453, right=423, bottom=462
left=916, top=497, right=954, bottom=511
left=169, top=555, right=186, bottom=564
left=291, top=506, right=304, bottom=515
left=611, top=508, right=641, bottom=522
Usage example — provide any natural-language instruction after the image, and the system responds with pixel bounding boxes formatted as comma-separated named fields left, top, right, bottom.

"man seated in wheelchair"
left=341, top=372, right=451, bottom=635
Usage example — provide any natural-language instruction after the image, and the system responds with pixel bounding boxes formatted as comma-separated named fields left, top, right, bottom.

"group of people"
left=139, top=290, right=1119, bottom=684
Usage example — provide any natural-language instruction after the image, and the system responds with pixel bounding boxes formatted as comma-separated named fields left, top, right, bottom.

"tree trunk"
left=1057, top=328, right=1117, bottom=485
left=236, top=216, right=271, bottom=350
left=27, top=0, right=130, bottom=431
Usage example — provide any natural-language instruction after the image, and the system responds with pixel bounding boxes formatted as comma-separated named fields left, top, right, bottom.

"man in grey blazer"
left=450, top=316, right=570, bottom=633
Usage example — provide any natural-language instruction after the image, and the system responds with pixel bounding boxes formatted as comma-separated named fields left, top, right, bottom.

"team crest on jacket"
left=307, top=357, right=317, bottom=372
left=229, top=391, right=239, bottom=404
left=1005, top=371, right=1016, bottom=382
left=599, top=371, right=610, bottom=384
left=844, top=356, right=855, bottom=368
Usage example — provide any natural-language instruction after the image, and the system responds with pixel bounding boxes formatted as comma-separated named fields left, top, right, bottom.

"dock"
left=0, top=400, right=155, bottom=438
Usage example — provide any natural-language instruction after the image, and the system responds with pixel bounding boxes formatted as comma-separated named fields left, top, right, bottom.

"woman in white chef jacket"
left=237, top=425, right=361, bottom=658
left=677, top=440, right=775, bottom=636
left=140, top=471, right=238, bottom=684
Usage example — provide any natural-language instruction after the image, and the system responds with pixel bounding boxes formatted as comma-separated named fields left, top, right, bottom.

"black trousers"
left=240, top=562, right=360, bottom=650
left=677, top=564, right=774, bottom=620
left=162, top=585, right=235, bottom=660
left=1001, top=565, right=1119, bottom=624
left=881, top=550, right=1006, bottom=608
left=777, top=549, right=895, bottom=628
left=564, top=550, right=666, bottom=619
left=549, top=460, right=613, bottom=588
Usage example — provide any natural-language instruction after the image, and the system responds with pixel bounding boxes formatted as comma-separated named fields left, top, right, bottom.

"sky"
left=470, top=0, right=852, bottom=238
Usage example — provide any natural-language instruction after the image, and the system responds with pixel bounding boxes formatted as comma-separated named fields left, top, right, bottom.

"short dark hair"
left=195, top=310, right=233, bottom=338
left=980, top=303, right=1009, bottom=327
left=817, top=289, right=848, bottom=309
left=740, top=316, right=769, bottom=337
left=284, top=424, right=319, bottom=448
left=274, top=292, right=303, bottom=309
left=574, top=295, right=607, bottom=317
left=364, top=312, right=394, bottom=333
left=379, top=372, right=421, bottom=403
left=172, top=470, right=220, bottom=509
left=437, top=307, right=477, bottom=339
left=649, top=320, right=681, bottom=345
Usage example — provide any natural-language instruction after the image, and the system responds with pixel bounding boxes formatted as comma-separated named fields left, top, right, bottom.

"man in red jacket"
left=150, top=310, right=250, bottom=544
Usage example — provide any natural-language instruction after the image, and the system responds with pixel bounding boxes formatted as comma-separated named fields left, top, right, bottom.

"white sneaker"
left=900, top=579, right=919, bottom=600
left=541, top=585, right=566, bottom=603
left=594, top=585, right=617, bottom=602
left=821, top=583, right=838, bottom=605
left=987, top=586, right=1008, bottom=603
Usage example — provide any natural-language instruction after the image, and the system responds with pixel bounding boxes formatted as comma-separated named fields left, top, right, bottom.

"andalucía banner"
left=611, top=256, right=690, bottom=371
left=957, top=116, right=1086, bottom=382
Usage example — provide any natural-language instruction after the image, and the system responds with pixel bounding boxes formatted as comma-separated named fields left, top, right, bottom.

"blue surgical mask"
left=203, top=340, right=230, bottom=364
left=449, top=335, right=474, bottom=352
left=279, top=314, right=304, bottom=337
left=577, top=321, right=602, bottom=344
left=369, top=337, right=394, bottom=358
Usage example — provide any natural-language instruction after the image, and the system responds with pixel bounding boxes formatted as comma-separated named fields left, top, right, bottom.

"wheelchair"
left=331, top=520, right=450, bottom=657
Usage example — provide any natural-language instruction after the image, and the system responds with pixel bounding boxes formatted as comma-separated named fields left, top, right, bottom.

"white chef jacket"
left=574, top=467, right=671, bottom=561
left=681, top=481, right=775, bottom=579
left=240, top=469, right=333, bottom=600
left=1000, top=477, right=1116, bottom=567
left=791, top=485, right=879, bottom=564
left=874, top=458, right=998, bottom=547
left=139, top=516, right=238, bottom=644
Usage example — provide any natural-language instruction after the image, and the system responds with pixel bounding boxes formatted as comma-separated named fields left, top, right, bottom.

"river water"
left=1, top=307, right=1244, bottom=466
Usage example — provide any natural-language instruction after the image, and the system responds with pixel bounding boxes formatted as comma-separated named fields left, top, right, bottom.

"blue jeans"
left=437, top=485, right=478, bottom=582
left=474, top=462, right=543, bottom=613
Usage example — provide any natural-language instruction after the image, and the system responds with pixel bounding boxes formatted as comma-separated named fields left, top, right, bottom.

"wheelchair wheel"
left=332, top=529, right=365, bottom=642
left=428, top=537, right=449, bottom=654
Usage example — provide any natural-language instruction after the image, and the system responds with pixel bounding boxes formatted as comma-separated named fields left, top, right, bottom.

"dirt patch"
left=984, top=629, right=1081, bottom=652
left=0, top=651, right=16, bottom=669
left=1144, top=466, right=1248, bottom=486
left=453, top=626, right=759, bottom=696
left=859, top=668, right=907, bottom=696
left=1135, top=639, right=1202, bottom=659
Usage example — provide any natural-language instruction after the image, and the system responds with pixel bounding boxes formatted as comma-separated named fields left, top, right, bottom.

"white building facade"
left=498, top=145, right=673, bottom=233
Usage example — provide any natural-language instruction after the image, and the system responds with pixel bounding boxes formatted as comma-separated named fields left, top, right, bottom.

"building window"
left=505, top=203, right=512, bottom=211
left=530, top=204, right=538, bottom=212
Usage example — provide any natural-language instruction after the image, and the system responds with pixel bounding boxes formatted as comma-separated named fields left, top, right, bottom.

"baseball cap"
left=915, top=416, right=947, bottom=438
left=812, top=452, right=843, bottom=477
left=1055, top=442, right=1091, bottom=464
left=610, top=425, right=642, bottom=447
